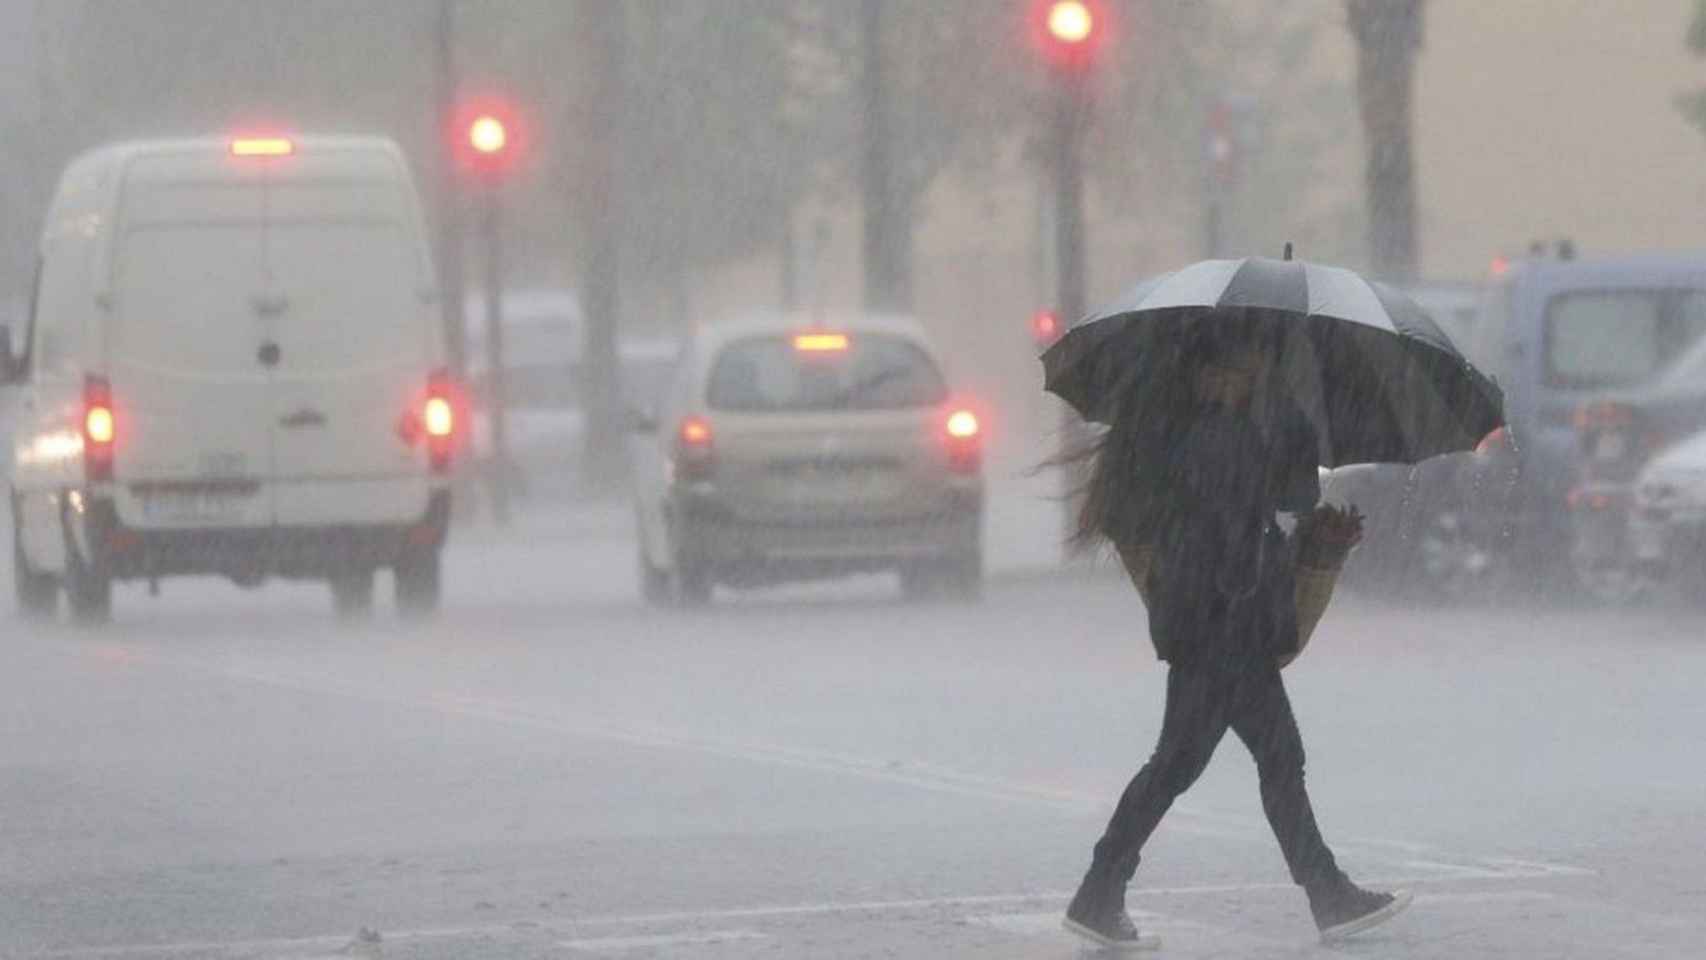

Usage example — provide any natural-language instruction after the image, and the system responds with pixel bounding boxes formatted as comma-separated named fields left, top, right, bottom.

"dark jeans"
left=1089, top=664, right=1341, bottom=890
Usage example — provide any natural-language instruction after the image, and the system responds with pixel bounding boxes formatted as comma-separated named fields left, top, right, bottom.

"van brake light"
left=83, top=375, right=115, bottom=481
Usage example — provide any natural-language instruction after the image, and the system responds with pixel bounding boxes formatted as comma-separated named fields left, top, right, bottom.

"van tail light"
left=83, top=375, right=115, bottom=482
left=675, top=416, right=716, bottom=481
left=944, top=407, right=982, bottom=473
left=425, top=369, right=460, bottom=473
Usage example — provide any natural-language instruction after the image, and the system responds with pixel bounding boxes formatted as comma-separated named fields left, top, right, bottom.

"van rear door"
left=266, top=214, right=432, bottom=527
left=110, top=214, right=275, bottom=530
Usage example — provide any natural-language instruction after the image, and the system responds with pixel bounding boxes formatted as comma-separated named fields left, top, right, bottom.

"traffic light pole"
left=480, top=185, right=511, bottom=527
left=1052, top=68, right=1092, bottom=545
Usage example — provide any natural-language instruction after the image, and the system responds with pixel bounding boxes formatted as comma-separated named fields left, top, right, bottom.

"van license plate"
left=140, top=490, right=246, bottom=523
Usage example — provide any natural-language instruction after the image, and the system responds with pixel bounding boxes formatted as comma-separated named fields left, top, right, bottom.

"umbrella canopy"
left=1041, top=256, right=1505, bottom=467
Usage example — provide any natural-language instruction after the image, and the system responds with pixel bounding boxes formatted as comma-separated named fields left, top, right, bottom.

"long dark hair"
left=1062, top=313, right=1279, bottom=552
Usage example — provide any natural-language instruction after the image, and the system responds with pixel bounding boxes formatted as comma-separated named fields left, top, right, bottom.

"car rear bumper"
left=673, top=487, right=981, bottom=580
left=77, top=490, right=451, bottom=582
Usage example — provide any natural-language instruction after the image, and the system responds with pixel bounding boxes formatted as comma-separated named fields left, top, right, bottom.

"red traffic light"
left=1031, top=309, right=1063, bottom=347
left=468, top=115, right=507, bottom=156
left=1032, top=0, right=1106, bottom=70
left=452, top=99, right=522, bottom=179
left=1047, top=0, right=1093, bottom=44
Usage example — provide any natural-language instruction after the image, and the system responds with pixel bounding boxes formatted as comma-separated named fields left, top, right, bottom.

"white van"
left=2, top=136, right=456, bottom=622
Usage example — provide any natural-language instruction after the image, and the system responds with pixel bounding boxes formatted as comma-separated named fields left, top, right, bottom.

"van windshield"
left=1543, top=289, right=1706, bottom=389
left=706, top=334, right=946, bottom=412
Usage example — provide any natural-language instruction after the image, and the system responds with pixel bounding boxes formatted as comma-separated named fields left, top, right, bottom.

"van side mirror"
left=0, top=324, right=17, bottom=384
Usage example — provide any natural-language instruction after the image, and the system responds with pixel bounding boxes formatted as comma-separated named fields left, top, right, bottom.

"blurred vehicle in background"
left=464, top=288, right=582, bottom=504
left=1402, top=280, right=1481, bottom=348
left=4, top=135, right=454, bottom=623
left=1333, top=254, right=1706, bottom=602
left=1568, top=334, right=1706, bottom=600
left=462, top=289, right=678, bottom=508
left=1462, top=251, right=1706, bottom=600
left=630, top=314, right=984, bottom=606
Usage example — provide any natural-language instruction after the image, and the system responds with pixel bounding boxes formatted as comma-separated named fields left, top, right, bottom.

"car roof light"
left=231, top=137, right=294, bottom=157
left=793, top=333, right=849, bottom=352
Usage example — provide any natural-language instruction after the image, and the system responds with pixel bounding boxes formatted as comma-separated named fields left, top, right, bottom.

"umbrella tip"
left=1282, top=241, right=1294, bottom=261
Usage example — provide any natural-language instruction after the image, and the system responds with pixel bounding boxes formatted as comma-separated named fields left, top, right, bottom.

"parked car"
left=1627, top=429, right=1706, bottom=596
left=5, top=135, right=454, bottom=622
left=1568, top=333, right=1706, bottom=599
left=630, top=314, right=984, bottom=605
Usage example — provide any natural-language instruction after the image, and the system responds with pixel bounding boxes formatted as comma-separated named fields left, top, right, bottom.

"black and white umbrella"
left=1041, top=255, right=1505, bottom=467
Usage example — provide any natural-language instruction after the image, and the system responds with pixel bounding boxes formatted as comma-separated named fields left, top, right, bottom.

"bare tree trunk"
left=1347, top=0, right=1423, bottom=282
left=859, top=0, right=912, bottom=314
left=579, top=0, right=626, bottom=491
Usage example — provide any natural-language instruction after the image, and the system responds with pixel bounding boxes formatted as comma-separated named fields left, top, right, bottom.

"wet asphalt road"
left=4, top=515, right=1705, bottom=959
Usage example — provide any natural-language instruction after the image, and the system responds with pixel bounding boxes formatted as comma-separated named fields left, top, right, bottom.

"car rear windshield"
left=706, top=334, right=947, bottom=412
left=1544, top=290, right=1706, bottom=389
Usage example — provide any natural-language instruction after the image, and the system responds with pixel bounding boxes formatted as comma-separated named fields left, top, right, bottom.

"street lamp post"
left=465, top=111, right=514, bottom=526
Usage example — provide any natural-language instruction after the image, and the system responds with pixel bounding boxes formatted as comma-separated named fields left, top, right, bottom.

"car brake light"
left=945, top=407, right=981, bottom=473
left=230, top=137, right=293, bottom=157
left=83, top=375, right=115, bottom=482
left=675, top=416, right=715, bottom=481
left=793, top=333, right=849, bottom=352
left=946, top=410, right=979, bottom=439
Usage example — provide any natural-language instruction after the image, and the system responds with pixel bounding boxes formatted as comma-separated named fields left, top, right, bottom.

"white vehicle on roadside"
left=2, top=135, right=457, bottom=623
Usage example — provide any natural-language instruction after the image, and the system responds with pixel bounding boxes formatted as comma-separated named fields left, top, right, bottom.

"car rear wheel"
left=13, top=522, right=59, bottom=620
left=394, top=549, right=442, bottom=619
left=330, top=569, right=376, bottom=619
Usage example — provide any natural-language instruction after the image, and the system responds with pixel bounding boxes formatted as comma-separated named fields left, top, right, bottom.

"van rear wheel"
left=13, top=523, right=59, bottom=620
left=330, top=569, right=376, bottom=619
left=395, top=548, right=441, bottom=619
left=63, top=537, right=112, bottom=625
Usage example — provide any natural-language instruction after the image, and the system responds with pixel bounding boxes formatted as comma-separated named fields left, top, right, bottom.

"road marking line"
left=27, top=876, right=1579, bottom=959
left=559, top=929, right=769, bottom=953
left=1419, top=889, right=1556, bottom=904
left=93, top=649, right=1593, bottom=888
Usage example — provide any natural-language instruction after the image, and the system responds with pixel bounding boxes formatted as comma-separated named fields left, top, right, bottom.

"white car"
left=631, top=314, right=984, bottom=605
left=4, top=135, right=455, bottom=622
left=1630, top=429, right=1706, bottom=584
